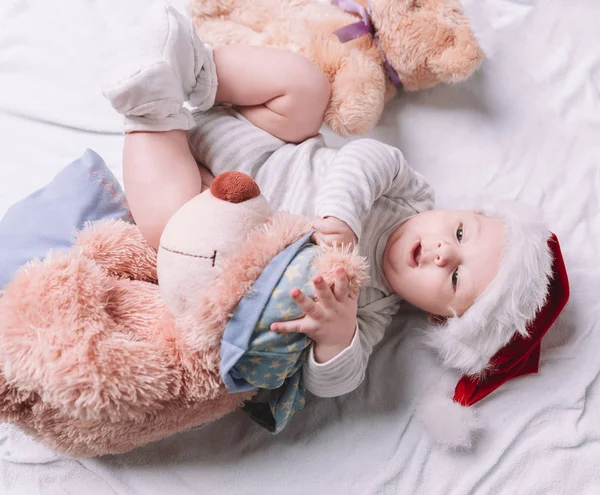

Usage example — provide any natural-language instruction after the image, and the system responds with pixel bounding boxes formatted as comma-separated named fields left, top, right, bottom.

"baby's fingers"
left=291, top=287, right=324, bottom=319
left=271, top=317, right=312, bottom=335
left=312, top=232, right=325, bottom=246
left=313, top=217, right=336, bottom=234
left=312, top=232, right=338, bottom=247
left=313, top=275, right=335, bottom=307
left=333, top=266, right=349, bottom=302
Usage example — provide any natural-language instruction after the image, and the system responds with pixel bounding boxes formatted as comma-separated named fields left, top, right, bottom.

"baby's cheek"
left=392, top=268, right=439, bottom=312
left=385, top=268, right=405, bottom=294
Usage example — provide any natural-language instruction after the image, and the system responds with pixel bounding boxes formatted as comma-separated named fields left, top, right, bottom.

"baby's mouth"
left=411, top=242, right=422, bottom=267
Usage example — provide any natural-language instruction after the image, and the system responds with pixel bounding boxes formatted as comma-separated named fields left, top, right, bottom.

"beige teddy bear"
left=189, top=0, right=484, bottom=136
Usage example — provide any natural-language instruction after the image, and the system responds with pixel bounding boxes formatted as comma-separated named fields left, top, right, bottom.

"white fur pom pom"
left=414, top=395, right=481, bottom=450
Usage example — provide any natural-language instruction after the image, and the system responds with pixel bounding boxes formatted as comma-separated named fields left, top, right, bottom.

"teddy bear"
left=189, top=0, right=484, bottom=136
left=0, top=172, right=367, bottom=457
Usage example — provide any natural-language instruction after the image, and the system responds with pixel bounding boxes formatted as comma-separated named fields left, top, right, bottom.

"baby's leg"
left=214, top=45, right=330, bottom=143
left=102, top=3, right=217, bottom=132
left=103, top=3, right=212, bottom=248
left=123, top=131, right=200, bottom=249
left=103, top=3, right=328, bottom=246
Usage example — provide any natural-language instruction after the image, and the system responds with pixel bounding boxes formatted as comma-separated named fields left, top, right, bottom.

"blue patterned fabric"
left=220, top=233, right=318, bottom=433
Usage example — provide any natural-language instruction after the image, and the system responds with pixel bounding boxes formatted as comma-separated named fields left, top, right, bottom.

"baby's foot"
left=102, top=2, right=217, bottom=132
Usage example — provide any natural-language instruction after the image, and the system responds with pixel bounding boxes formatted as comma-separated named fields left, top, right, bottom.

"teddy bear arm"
left=313, top=245, right=369, bottom=295
left=325, top=51, right=387, bottom=136
left=75, top=219, right=158, bottom=282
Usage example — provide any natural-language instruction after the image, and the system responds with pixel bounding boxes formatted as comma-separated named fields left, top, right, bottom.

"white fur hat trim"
left=425, top=200, right=554, bottom=376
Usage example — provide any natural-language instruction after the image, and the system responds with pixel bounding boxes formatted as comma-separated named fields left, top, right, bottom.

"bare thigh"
left=123, top=130, right=204, bottom=249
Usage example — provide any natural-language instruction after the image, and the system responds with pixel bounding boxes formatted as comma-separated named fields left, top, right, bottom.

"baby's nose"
left=210, top=171, right=261, bottom=203
left=434, top=241, right=456, bottom=267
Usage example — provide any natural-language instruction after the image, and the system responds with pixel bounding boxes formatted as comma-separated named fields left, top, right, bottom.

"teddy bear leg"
left=75, top=219, right=158, bottom=282
left=23, top=388, right=253, bottom=457
left=426, top=25, right=485, bottom=84
left=0, top=370, right=34, bottom=423
left=189, top=0, right=279, bottom=33
left=323, top=50, right=388, bottom=136
left=188, top=0, right=239, bottom=20
left=194, top=20, right=270, bottom=48
left=0, top=253, right=113, bottom=419
left=0, top=250, right=182, bottom=424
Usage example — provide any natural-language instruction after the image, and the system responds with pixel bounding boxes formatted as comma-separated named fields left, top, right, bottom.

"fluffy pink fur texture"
left=0, top=214, right=366, bottom=456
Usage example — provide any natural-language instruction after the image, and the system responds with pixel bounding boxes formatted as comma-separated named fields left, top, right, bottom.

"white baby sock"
left=102, top=1, right=218, bottom=133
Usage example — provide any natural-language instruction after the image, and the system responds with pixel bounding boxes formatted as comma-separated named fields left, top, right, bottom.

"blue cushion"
left=0, top=149, right=131, bottom=288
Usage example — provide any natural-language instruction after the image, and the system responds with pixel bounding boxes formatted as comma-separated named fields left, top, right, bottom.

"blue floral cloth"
left=220, top=233, right=318, bottom=433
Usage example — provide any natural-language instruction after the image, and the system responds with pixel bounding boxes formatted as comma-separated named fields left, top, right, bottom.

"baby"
left=105, top=3, right=569, bottom=445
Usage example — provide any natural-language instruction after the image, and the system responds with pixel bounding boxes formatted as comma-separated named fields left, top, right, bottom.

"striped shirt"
left=187, top=107, right=435, bottom=397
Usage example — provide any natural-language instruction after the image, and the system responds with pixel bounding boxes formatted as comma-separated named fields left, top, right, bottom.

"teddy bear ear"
left=427, top=27, right=485, bottom=83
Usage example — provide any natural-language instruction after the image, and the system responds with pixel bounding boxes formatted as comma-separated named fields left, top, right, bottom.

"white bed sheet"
left=1, top=0, right=599, bottom=493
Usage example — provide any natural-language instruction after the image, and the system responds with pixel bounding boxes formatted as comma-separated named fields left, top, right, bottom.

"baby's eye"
left=452, top=269, right=459, bottom=290
left=456, top=224, right=464, bottom=242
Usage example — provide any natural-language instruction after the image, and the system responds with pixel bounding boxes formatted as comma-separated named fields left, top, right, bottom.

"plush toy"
left=189, top=0, right=485, bottom=136
left=0, top=172, right=367, bottom=456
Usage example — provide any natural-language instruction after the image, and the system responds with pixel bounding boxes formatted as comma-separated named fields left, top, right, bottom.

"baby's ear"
left=427, top=314, right=447, bottom=325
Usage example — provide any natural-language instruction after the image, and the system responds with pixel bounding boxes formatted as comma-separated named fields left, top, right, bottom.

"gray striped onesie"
left=187, top=107, right=435, bottom=398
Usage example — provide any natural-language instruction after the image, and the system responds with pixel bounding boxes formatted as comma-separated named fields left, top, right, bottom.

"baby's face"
left=382, top=210, right=506, bottom=318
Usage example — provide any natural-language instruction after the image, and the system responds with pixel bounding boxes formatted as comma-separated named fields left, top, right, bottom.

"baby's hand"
left=270, top=267, right=358, bottom=362
left=312, top=216, right=358, bottom=248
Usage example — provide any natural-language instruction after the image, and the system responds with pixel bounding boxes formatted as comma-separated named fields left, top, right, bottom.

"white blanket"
left=1, top=0, right=599, bottom=493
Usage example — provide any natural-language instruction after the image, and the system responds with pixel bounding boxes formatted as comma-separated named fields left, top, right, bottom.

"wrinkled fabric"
left=0, top=0, right=599, bottom=494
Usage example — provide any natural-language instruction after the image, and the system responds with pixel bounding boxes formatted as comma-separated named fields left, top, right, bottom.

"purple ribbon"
left=330, top=0, right=402, bottom=88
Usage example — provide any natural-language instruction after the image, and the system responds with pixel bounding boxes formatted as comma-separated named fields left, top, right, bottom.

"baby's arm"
left=272, top=271, right=401, bottom=398
left=314, top=139, right=434, bottom=242
left=302, top=300, right=398, bottom=397
left=270, top=267, right=359, bottom=364
left=302, top=142, right=432, bottom=393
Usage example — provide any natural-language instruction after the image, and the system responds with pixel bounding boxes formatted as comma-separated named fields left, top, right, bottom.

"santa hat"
left=415, top=201, right=570, bottom=449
